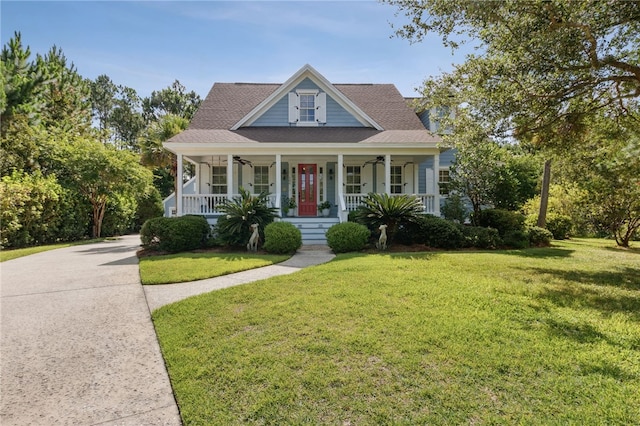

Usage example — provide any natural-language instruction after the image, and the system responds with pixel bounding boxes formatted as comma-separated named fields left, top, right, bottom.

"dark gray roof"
left=170, top=80, right=439, bottom=146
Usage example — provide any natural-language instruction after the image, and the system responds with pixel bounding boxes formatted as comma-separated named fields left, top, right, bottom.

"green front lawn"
left=153, top=239, right=640, bottom=425
left=139, top=252, right=290, bottom=285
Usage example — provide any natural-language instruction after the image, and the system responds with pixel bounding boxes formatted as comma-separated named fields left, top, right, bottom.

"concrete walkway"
left=0, top=236, right=334, bottom=425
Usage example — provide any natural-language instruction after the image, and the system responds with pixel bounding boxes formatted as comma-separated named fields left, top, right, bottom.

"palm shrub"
left=263, top=222, right=302, bottom=254
left=326, top=222, right=370, bottom=253
left=214, top=188, right=278, bottom=247
left=351, top=193, right=424, bottom=245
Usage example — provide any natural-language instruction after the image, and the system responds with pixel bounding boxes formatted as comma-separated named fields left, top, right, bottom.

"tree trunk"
left=537, top=159, right=552, bottom=228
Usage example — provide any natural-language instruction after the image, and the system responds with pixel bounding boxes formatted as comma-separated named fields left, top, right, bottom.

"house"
left=163, top=64, right=453, bottom=244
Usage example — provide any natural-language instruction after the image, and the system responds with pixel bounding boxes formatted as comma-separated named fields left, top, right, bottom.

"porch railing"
left=342, top=194, right=436, bottom=213
left=182, top=194, right=277, bottom=215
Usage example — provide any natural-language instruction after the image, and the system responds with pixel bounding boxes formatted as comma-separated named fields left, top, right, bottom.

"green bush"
left=418, top=215, right=464, bottom=249
left=326, top=222, right=370, bottom=253
left=459, top=225, right=501, bottom=249
left=140, top=215, right=210, bottom=253
left=503, top=229, right=530, bottom=249
left=528, top=226, right=553, bottom=247
left=477, top=209, right=525, bottom=237
left=351, top=193, right=424, bottom=244
left=441, top=194, right=468, bottom=224
left=546, top=214, right=573, bottom=240
left=214, top=188, right=278, bottom=247
left=263, top=222, right=302, bottom=254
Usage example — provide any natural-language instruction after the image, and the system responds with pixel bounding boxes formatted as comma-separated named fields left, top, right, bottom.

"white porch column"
left=275, top=154, right=282, bottom=209
left=433, top=152, right=440, bottom=216
left=337, top=154, right=344, bottom=211
left=384, top=154, right=391, bottom=195
left=414, top=163, right=419, bottom=195
left=176, top=154, right=183, bottom=216
left=227, top=154, right=234, bottom=200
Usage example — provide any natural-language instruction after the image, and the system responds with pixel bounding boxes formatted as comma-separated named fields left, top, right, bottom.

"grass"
left=152, top=239, right=640, bottom=425
left=139, top=252, right=291, bottom=285
left=0, top=238, right=106, bottom=262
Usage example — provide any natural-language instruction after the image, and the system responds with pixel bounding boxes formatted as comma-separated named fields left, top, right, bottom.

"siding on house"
left=251, top=78, right=364, bottom=127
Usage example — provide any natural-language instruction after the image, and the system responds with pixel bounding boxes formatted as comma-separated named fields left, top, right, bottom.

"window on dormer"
left=288, top=90, right=326, bottom=126
left=299, top=94, right=315, bottom=122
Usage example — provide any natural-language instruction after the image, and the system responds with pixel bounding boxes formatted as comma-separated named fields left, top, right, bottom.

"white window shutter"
left=288, top=92, right=298, bottom=123
left=316, top=92, right=326, bottom=123
left=425, top=168, right=433, bottom=194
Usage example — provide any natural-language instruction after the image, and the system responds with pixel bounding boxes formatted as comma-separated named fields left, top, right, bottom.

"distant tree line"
left=0, top=32, right=201, bottom=248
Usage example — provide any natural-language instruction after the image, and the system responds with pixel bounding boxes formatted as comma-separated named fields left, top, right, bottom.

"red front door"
left=298, top=164, right=317, bottom=216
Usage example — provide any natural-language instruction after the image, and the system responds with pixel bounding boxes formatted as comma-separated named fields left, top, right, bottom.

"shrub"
left=326, top=222, right=370, bottom=253
left=459, top=225, right=501, bottom=249
left=546, top=214, right=573, bottom=240
left=528, top=226, right=553, bottom=247
left=503, top=229, right=530, bottom=249
left=416, top=215, right=464, bottom=249
left=477, top=208, right=525, bottom=237
left=263, top=222, right=302, bottom=254
left=214, top=188, right=278, bottom=247
left=351, top=193, right=424, bottom=244
left=441, top=194, right=468, bottom=224
left=140, top=215, right=210, bottom=253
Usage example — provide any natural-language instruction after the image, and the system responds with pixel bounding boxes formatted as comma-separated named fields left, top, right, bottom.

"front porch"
left=169, top=152, right=444, bottom=223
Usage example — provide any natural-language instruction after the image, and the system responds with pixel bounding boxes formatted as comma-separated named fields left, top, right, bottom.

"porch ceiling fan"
left=362, top=156, right=386, bottom=167
left=222, top=155, right=253, bottom=168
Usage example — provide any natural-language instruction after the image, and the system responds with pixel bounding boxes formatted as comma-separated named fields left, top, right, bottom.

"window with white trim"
left=211, top=166, right=227, bottom=194
left=439, top=168, right=450, bottom=195
left=345, top=166, right=361, bottom=194
left=288, top=90, right=326, bottom=125
left=390, top=165, right=402, bottom=194
left=253, top=165, right=269, bottom=194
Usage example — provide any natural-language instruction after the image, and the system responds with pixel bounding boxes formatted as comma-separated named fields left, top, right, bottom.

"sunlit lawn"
left=0, top=239, right=105, bottom=262
left=153, top=239, right=640, bottom=425
left=139, top=252, right=290, bottom=284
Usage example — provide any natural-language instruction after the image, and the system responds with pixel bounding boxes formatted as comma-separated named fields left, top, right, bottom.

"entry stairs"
left=281, top=217, right=339, bottom=245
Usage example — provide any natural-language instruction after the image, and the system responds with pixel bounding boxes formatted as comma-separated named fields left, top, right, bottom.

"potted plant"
left=287, top=196, right=297, bottom=216
left=318, top=200, right=332, bottom=217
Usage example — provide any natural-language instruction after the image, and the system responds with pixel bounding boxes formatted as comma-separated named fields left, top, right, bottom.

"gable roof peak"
left=230, top=64, right=383, bottom=131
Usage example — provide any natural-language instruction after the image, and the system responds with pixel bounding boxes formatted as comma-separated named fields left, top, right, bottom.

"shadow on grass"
left=498, top=246, right=575, bottom=259
left=528, top=266, right=640, bottom=291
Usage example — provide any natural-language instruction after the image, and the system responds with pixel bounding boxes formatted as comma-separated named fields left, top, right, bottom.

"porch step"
left=281, top=217, right=339, bottom=245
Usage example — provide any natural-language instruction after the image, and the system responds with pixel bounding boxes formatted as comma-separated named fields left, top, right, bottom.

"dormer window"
left=288, top=90, right=326, bottom=126
left=299, top=94, right=315, bottom=122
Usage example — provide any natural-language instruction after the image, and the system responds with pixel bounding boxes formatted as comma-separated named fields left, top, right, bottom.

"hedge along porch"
left=164, top=65, right=449, bottom=238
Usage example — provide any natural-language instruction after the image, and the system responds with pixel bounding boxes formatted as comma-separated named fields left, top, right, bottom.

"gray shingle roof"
left=170, top=79, right=439, bottom=145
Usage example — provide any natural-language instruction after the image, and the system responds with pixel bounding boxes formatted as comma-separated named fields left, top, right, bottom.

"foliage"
left=214, top=188, right=278, bottom=247
left=326, top=222, right=370, bottom=253
left=397, top=214, right=464, bottom=249
left=476, top=208, right=526, bottom=238
left=523, top=183, right=589, bottom=236
left=556, top=114, right=640, bottom=247
left=388, top=0, right=640, bottom=146
left=134, top=186, right=164, bottom=230
left=140, top=215, right=210, bottom=253
left=491, top=152, right=541, bottom=211
left=263, top=222, right=302, bottom=254
left=502, top=229, right=530, bottom=249
left=0, top=170, right=62, bottom=248
left=546, top=214, right=573, bottom=240
left=458, top=225, right=501, bottom=249
left=317, top=200, right=332, bottom=211
left=154, top=239, right=640, bottom=425
left=528, top=226, right=553, bottom=247
left=100, top=192, right=137, bottom=237
left=441, top=194, right=468, bottom=223
left=142, top=80, right=202, bottom=122
left=351, top=193, right=424, bottom=243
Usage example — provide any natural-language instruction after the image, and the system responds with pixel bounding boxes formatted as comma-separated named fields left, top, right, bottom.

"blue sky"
left=2, top=1, right=471, bottom=99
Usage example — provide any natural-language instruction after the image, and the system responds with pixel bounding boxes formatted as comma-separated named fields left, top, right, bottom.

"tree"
left=142, top=80, right=201, bottom=122
left=139, top=113, right=189, bottom=197
left=110, top=86, right=144, bottom=150
left=90, top=74, right=117, bottom=142
left=558, top=113, right=640, bottom=247
left=56, top=136, right=153, bottom=238
left=387, top=0, right=640, bottom=145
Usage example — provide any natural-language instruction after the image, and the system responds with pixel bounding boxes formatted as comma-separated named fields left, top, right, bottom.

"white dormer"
left=288, top=90, right=327, bottom=126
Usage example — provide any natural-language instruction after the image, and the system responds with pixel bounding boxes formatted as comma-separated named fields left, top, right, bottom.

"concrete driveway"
left=0, top=235, right=181, bottom=425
